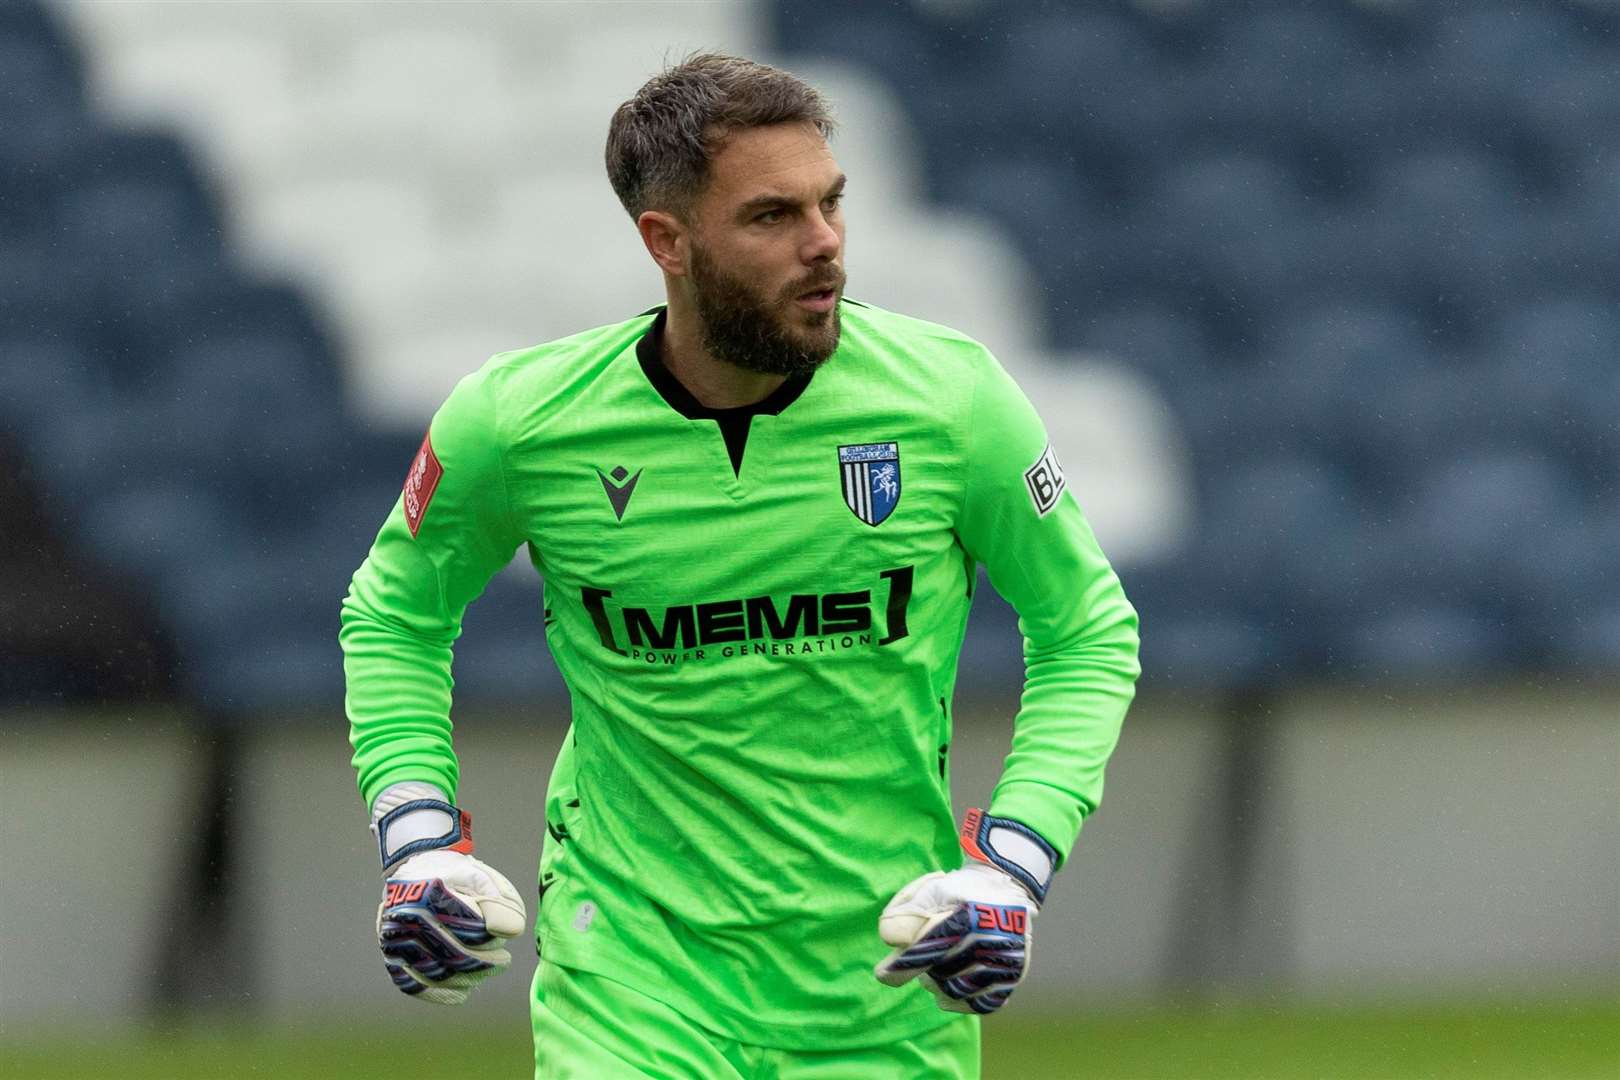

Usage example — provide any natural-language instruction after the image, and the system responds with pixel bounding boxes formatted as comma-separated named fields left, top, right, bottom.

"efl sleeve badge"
left=402, top=432, right=444, bottom=537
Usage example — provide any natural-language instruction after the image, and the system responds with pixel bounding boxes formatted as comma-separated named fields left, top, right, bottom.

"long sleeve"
left=954, top=351, right=1141, bottom=862
left=340, top=369, right=525, bottom=810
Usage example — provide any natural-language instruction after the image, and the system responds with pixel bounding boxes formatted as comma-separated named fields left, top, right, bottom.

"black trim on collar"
left=634, top=307, right=813, bottom=422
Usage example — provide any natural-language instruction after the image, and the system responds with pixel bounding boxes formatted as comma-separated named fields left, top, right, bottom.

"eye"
left=823, top=193, right=844, bottom=211
left=755, top=207, right=787, bottom=224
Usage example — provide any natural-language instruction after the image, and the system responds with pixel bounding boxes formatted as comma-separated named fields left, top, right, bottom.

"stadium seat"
left=1147, top=154, right=1310, bottom=251
left=45, top=124, right=216, bottom=207
left=325, top=235, right=635, bottom=423
left=186, top=629, right=347, bottom=714
left=74, top=483, right=246, bottom=588
left=1071, top=303, right=1211, bottom=390
left=321, top=29, right=518, bottom=158
left=0, top=41, right=84, bottom=189
left=0, top=16, right=81, bottom=103
left=53, top=176, right=222, bottom=264
left=1421, top=4, right=1581, bottom=143
left=0, top=243, right=99, bottom=353
left=845, top=208, right=1047, bottom=353
left=1186, top=6, right=1372, bottom=157
left=1128, top=554, right=1291, bottom=684
left=27, top=399, right=161, bottom=505
left=1389, top=449, right=1588, bottom=620
left=1558, top=600, right=1620, bottom=668
left=453, top=571, right=563, bottom=703
left=1514, top=498, right=1618, bottom=647
left=161, top=334, right=347, bottom=490
left=768, top=3, right=930, bottom=89
left=0, top=0, right=67, bottom=43
left=1521, top=44, right=1620, bottom=171
left=1252, top=302, right=1437, bottom=472
left=232, top=175, right=442, bottom=283
left=1364, top=147, right=1525, bottom=327
left=486, top=171, right=643, bottom=277
left=992, top=9, right=1165, bottom=149
left=1129, top=153, right=1315, bottom=335
left=1337, top=604, right=1511, bottom=681
left=1494, top=296, right=1620, bottom=384
left=0, top=109, right=98, bottom=241
left=930, top=155, right=1098, bottom=293
left=80, top=30, right=297, bottom=147
left=1194, top=455, right=1363, bottom=620
left=349, top=319, right=550, bottom=427
left=0, top=331, right=102, bottom=444
left=1484, top=296, right=1620, bottom=483
left=169, top=587, right=350, bottom=713
left=107, top=274, right=343, bottom=395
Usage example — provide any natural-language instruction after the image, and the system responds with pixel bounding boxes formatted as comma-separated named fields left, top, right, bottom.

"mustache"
left=782, top=268, right=846, bottom=301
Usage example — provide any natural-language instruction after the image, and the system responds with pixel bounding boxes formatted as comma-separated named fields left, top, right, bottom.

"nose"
left=801, top=208, right=841, bottom=265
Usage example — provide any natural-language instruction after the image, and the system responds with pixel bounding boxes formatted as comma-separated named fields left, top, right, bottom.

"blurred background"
left=2, top=0, right=1616, bottom=1077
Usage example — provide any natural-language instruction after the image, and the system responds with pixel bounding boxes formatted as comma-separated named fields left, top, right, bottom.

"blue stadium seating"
left=1073, top=303, right=1211, bottom=391
left=454, top=573, right=564, bottom=703
left=1391, top=449, right=1589, bottom=628
left=0, top=329, right=100, bottom=442
left=771, top=0, right=1620, bottom=684
left=74, top=483, right=245, bottom=588
left=0, top=2, right=429, bottom=709
left=6, top=1, right=1618, bottom=706
left=931, top=154, right=1100, bottom=293
left=1338, top=603, right=1512, bottom=681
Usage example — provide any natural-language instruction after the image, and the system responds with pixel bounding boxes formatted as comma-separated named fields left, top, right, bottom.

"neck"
left=660, top=289, right=788, bottom=410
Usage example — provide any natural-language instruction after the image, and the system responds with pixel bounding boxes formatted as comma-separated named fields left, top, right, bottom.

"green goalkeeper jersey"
left=342, top=299, right=1139, bottom=1048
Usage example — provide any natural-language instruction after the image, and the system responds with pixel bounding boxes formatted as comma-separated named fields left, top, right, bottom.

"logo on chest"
left=838, top=442, right=900, bottom=526
left=596, top=465, right=643, bottom=521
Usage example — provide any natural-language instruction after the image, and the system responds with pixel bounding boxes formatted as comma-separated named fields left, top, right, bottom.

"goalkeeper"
left=342, top=53, right=1139, bottom=1079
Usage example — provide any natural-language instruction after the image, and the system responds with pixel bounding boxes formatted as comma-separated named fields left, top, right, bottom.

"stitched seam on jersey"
left=420, top=417, right=453, bottom=622
left=957, top=355, right=987, bottom=543
left=482, top=371, right=521, bottom=549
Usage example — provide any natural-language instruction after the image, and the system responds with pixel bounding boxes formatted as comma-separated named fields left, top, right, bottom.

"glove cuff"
left=959, top=808, right=1057, bottom=904
left=374, top=793, right=475, bottom=872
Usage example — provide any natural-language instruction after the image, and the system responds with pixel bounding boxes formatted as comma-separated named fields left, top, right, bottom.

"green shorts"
left=531, top=961, right=980, bottom=1079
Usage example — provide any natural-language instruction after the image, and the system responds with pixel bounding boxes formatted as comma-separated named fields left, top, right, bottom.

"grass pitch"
left=3, top=998, right=1616, bottom=1079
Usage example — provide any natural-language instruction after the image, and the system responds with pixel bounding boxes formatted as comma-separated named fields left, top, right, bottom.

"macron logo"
left=596, top=465, right=643, bottom=521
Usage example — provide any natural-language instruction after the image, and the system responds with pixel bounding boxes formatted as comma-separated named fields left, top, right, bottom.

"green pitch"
left=4, top=999, right=1616, bottom=1079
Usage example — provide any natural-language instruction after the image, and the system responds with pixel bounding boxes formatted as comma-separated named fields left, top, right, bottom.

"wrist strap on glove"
left=959, top=808, right=1058, bottom=904
left=373, top=788, right=475, bottom=872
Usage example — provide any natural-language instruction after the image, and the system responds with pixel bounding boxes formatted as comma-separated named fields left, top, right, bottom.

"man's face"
left=683, top=122, right=847, bottom=377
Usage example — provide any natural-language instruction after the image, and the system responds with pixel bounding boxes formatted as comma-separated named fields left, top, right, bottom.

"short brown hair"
left=605, top=52, right=835, bottom=221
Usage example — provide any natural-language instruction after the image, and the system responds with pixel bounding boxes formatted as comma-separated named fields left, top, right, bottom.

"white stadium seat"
left=321, top=30, right=519, bottom=160
left=849, top=208, right=1047, bottom=355
left=80, top=31, right=295, bottom=131
left=232, top=175, right=442, bottom=283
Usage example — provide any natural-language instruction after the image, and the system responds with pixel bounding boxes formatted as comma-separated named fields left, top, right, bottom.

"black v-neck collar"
left=634, top=307, right=814, bottom=476
left=634, top=307, right=813, bottom=423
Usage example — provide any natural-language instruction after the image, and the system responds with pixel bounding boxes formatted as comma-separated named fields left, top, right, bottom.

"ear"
left=638, top=210, right=688, bottom=278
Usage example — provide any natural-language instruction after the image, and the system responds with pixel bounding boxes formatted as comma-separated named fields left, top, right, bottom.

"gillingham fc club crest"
left=839, top=442, right=900, bottom=526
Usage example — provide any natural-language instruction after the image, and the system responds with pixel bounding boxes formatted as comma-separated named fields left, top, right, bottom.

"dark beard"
left=689, top=243, right=842, bottom=377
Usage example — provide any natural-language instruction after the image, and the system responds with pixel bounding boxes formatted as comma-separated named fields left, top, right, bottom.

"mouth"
left=794, top=289, right=837, bottom=313
left=793, top=284, right=841, bottom=313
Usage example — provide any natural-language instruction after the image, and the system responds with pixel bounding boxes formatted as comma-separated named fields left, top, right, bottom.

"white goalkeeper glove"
left=371, top=783, right=526, bottom=1005
left=874, top=808, right=1058, bottom=1015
